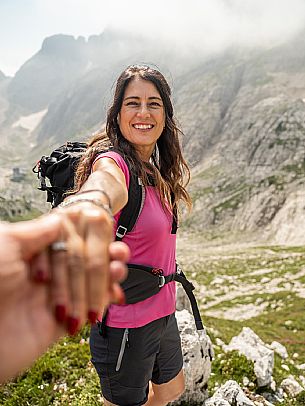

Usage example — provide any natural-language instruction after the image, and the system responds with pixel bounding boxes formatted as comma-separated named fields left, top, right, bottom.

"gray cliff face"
left=1, top=29, right=305, bottom=243
left=177, top=40, right=305, bottom=241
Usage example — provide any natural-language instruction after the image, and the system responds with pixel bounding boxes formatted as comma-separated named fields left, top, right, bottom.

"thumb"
left=7, top=214, right=62, bottom=260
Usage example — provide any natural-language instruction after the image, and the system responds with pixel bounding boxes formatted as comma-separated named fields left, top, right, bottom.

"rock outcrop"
left=224, top=327, right=274, bottom=387
left=174, top=286, right=213, bottom=404
left=205, top=380, right=255, bottom=406
left=209, top=327, right=305, bottom=405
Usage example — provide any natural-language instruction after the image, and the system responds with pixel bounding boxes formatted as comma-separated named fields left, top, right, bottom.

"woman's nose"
left=137, top=103, right=150, bottom=117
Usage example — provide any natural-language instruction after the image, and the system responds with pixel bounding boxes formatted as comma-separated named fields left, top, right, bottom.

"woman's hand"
left=48, top=198, right=126, bottom=333
left=0, top=211, right=129, bottom=383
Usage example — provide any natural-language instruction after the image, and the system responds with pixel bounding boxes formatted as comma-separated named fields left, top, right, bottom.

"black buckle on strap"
left=116, top=225, right=128, bottom=239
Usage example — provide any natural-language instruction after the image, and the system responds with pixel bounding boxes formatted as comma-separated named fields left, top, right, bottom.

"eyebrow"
left=124, top=96, right=163, bottom=101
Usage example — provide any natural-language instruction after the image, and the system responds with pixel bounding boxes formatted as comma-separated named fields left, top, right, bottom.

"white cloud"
left=33, top=0, right=107, bottom=35
left=108, top=0, right=305, bottom=52
left=1, top=0, right=305, bottom=75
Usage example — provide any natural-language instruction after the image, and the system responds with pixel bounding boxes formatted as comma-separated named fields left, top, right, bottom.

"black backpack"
left=32, top=141, right=144, bottom=241
left=33, top=141, right=203, bottom=331
left=33, top=141, right=87, bottom=208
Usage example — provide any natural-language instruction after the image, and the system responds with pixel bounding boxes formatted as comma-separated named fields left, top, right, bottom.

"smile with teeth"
left=133, top=124, right=154, bottom=130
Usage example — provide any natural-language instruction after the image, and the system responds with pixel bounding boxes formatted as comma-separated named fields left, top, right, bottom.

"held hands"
left=50, top=189, right=126, bottom=332
left=47, top=194, right=129, bottom=330
left=0, top=202, right=129, bottom=383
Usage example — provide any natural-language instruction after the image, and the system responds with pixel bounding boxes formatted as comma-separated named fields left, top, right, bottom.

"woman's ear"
left=117, top=114, right=120, bottom=126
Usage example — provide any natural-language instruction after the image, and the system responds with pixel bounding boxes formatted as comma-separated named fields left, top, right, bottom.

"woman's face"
left=118, top=77, right=165, bottom=161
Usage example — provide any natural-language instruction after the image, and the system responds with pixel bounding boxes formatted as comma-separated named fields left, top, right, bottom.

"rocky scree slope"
left=179, top=35, right=305, bottom=244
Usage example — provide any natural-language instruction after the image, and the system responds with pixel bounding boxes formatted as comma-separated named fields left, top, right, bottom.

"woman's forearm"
left=78, top=160, right=128, bottom=215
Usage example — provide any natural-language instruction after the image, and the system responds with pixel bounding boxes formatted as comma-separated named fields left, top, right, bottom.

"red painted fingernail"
left=67, top=316, right=80, bottom=335
left=88, top=310, right=98, bottom=324
left=55, top=305, right=67, bottom=323
left=33, top=269, right=49, bottom=283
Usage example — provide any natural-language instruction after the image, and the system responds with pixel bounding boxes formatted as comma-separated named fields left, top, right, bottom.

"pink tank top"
left=94, top=151, right=176, bottom=328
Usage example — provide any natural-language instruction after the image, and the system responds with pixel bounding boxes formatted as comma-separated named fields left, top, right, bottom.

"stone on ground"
left=171, top=309, right=213, bottom=404
left=224, top=327, right=274, bottom=387
left=205, top=380, right=255, bottom=406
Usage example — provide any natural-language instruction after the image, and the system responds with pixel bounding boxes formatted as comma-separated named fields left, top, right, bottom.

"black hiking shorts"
left=90, top=313, right=183, bottom=406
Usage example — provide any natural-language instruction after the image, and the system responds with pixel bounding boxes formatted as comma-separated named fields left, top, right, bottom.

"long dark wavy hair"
left=73, top=65, right=192, bottom=213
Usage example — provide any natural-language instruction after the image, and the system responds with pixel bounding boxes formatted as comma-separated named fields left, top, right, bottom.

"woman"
left=66, top=65, right=191, bottom=405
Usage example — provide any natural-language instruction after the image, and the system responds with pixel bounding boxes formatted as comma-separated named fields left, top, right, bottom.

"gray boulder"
left=224, top=327, right=274, bottom=387
left=205, top=380, right=255, bottom=406
left=172, top=309, right=213, bottom=404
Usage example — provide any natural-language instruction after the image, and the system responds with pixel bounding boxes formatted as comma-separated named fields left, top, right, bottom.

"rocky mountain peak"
left=40, top=34, right=87, bottom=59
left=6, top=34, right=89, bottom=113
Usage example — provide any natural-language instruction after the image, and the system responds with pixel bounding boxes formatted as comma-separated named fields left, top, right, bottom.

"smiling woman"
left=59, top=65, right=192, bottom=406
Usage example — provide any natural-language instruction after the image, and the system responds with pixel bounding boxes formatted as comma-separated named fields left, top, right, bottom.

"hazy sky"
left=1, top=0, right=305, bottom=76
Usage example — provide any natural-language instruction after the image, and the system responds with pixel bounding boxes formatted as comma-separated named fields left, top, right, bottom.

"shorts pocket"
left=90, top=324, right=109, bottom=364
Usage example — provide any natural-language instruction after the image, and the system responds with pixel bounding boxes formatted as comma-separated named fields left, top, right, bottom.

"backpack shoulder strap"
left=113, top=154, right=143, bottom=241
left=113, top=151, right=178, bottom=239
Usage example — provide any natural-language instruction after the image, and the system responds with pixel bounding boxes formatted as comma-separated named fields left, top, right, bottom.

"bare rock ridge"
left=7, top=34, right=89, bottom=113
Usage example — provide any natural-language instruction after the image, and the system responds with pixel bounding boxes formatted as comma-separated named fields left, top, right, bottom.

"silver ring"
left=50, top=241, right=67, bottom=252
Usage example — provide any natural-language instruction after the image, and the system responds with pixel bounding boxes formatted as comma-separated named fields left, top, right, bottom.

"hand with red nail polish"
left=0, top=215, right=64, bottom=383
left=0, top=213, right=129, bottom=383
left=52, top=195, right=130, bottom=335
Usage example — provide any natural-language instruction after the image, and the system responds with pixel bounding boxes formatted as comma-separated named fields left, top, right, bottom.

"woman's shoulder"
left=94, top=150, right=126, bottom=166
left=93, top=150, right=130, bottom=183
